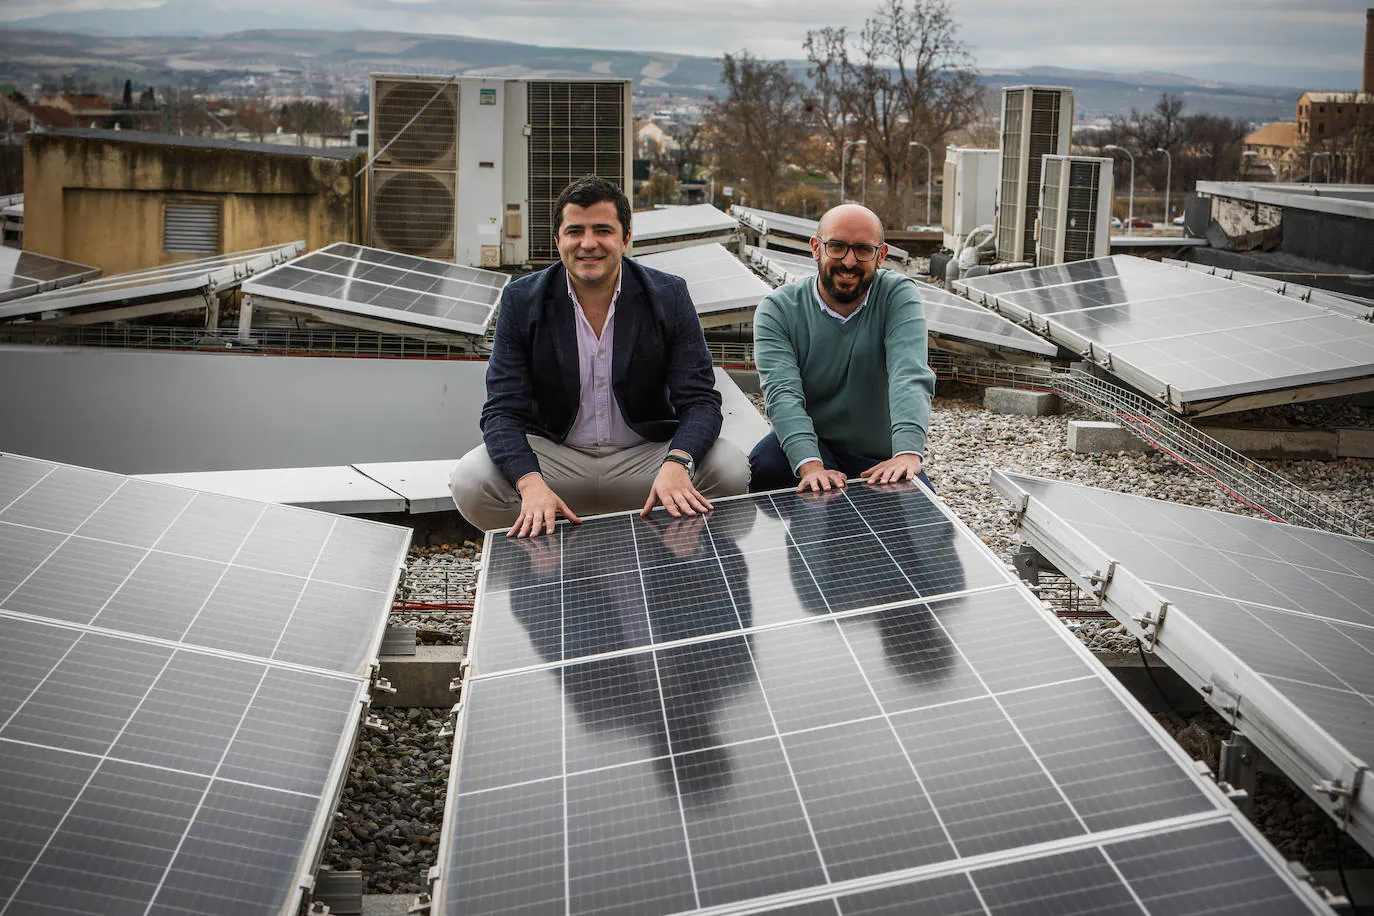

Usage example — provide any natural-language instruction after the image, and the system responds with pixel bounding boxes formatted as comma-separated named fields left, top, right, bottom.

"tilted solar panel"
left=242, top=242, right=508, bottom=337
left=994, top=470, right=1374, bottom=858
left=954, top=255, right=1374, bottom=412
left=0, top=452, right=409, bottom=915
left=633, top=205, right=739, bottom=243
left=0, top=248, right=100, bottom=304
left=432, top=483, right=1329, bottom=915
left=733, top=206, right=911, bottom=263
left=638, top=243, right=771, bottom=316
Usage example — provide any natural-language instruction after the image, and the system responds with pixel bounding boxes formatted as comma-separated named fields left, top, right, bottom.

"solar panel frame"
left=632, top=205, right=740, bottom=244
left=993, top=469, right=1374, bottom=858
left=242, top=241, right=509, bottom=337
left=638, top=243, right=772, bottom=317
left=431, top=483, right=1329, bottom=915
left=0, top=451, right=410, bottom=915
left=0, top=248, right=101, bottom=304
left=955, top=256, right=1374, bottom=408
left=0, top=242, right=304, bottom=321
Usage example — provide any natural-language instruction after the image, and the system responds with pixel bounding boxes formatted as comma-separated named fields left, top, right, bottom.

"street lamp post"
left=1104, top=144, right=1135, bottom=235
left=908, top=141, right=932, bottom=229
left=840, top=139, right=866, bottom=205
left=1154, top=147, right=1171, bottom=229
left=861, top=147, right=868, bottom=206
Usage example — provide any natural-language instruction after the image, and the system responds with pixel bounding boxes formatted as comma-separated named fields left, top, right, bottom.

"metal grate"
left=527, top=81, right=627, bottom=262
left=1037, top=156, right=1062, bottom=264
left=371, top=168, right=457, bottom=259
left=163, top=199, right=220, bottom=255
left=996, top=89, right=1025, bottom=261
left=1023, top=90, right=1063, bottom=260
left=1061, top=159, right=1102, bottom=261
left=372, top=80, right=459, bottom=170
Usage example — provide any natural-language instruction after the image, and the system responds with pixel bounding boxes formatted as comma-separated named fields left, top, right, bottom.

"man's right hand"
left=509, top=473, right=582, bottom=538
left=795, top=460, right=848, bottom=494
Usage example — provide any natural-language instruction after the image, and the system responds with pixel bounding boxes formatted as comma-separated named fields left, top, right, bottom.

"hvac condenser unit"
left=369, top=74, right=632, bottom=267
left=1036, top=155, right=1113, bottom=266
left=995, top=86, right=1074, bottom=263
left=941, top=147, right=998, bottom=256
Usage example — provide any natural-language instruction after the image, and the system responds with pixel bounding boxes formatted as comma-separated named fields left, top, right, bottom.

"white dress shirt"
left=563, top=271, right=648, bottom=449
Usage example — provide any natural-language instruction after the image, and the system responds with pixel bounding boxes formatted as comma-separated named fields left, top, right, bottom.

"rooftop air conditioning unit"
left=941, top=147, right=998, bottom=257
left=995, top=85, right=1074, bottom=263
left=369, top=74, right=632, bottom=268
left=1037, top=155, right=1113, bottom=266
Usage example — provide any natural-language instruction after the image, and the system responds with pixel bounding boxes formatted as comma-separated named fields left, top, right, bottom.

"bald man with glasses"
left=749, top=203, right=937, bottom=494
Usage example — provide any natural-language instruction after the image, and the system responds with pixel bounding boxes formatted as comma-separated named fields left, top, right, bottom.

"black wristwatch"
left=662, top=452, right=695, bottom=478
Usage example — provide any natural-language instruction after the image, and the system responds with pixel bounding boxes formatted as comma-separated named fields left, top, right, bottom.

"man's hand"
left=861, top=453, right=923, bottom=485
left=795, top=459, right=848, bottom=493
left=509, top=473, right=581, bottom=538
left=642, top=458, right=712, bottom=518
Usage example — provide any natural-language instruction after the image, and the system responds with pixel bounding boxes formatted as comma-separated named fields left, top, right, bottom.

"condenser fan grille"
left=372, top=171, right=456, bottom=257
left=375, top=82, right=459, bottom=169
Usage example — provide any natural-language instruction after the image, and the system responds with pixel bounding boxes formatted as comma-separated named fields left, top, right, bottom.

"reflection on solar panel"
left=994, top=470, right=1374, bottom=858
left=954, top=255, right=1374, bottom=413
left=0, top=452, right=409, bottom=914
left=633, top=205, right=739, bottom=249
left=733, top=206, right=911, bottom=263
left=242, top=242, right=509, bottom=337
left=0, top=242, right=304, bottom=322
left=638, top=243, right=771, bottom=319
left=0, top=248, right=100, bottom=303
left=432, top=484, right=1328, bottom=915
left=743, top=248, right=1057, bottom=357
left=1163, top=258, right=1374, bottom=322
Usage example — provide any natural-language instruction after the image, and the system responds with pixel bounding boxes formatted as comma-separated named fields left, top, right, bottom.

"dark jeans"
left=747, top=432, right=933, bottom=493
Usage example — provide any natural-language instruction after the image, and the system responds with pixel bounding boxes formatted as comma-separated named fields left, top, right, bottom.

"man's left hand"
left=861, top=454, right=923, bottom=485
left=642, top=460, right=713, bottom=518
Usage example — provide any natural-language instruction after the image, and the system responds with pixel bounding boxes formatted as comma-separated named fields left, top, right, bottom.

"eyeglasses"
left=818, top=239, right=881, bottom=262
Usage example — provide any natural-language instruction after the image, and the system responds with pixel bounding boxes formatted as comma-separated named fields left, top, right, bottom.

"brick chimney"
left=1366, top=8, right=1374, bottom=94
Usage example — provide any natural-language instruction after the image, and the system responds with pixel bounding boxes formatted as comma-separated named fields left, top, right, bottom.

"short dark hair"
left=553, top=174, right=632, bottom=240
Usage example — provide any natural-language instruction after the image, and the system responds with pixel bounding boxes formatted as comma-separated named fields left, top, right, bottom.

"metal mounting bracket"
left=1209, top=676, right=1243, bottom=725
left=1005, top=494, right=1030, bottom=528
left=372, top=677, right=397, bottom=696
left=1313, top=760, right=1366, bottom=828
left=438, top=701, right=464, bottom=740
left=1084, top=561, right=1117, bottom=605
left=1131, top=600, right=1168, bottom=651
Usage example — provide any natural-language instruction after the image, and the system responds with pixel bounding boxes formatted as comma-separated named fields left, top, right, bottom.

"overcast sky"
left=4, top=0, right=1369, bottom=86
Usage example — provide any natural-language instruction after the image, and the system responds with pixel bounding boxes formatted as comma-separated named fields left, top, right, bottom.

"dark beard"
left=820, top=264, right=871, bottom=304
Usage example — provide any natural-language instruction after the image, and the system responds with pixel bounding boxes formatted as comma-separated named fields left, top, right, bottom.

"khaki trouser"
left=449, top=435, right=751, bottom=532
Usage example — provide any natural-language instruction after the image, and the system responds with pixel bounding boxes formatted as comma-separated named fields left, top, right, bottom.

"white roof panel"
left=637, top=243, right=771, bottom=315
left=631, top=204, right=738, bottom=243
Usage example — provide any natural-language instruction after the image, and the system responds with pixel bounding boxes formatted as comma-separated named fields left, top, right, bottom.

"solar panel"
left=743, top=248, right=1057, bottom=357
left=242, top=242, right=508, bottom=337
left=432, top=483, right=1329, bottom=915
left=633, top=205, right=739, bottom=245
left=638, top=243, right=771, bottom=318
left=732, top=206, right=911, bottom=263
left=0, top=248, right=100, bottom=303
left=0, top=242, right=304, bottom=322
left=993, top=470, right=1374, bottom=858
left=954, top=255, right=1374, bottom=412
left=0, top=452, right=410, bottom=914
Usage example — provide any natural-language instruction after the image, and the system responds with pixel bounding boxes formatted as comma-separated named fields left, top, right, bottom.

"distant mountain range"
left=0, top=14, right=1324, bottom=122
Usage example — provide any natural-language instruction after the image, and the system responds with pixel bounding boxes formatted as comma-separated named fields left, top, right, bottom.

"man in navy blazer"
left=450, top=176, right=750, bottom=536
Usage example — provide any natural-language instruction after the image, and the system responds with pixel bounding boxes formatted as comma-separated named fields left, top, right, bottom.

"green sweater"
left=754, top=269, right=935, bottom=471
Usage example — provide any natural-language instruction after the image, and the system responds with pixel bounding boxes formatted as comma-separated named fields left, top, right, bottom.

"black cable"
left=1333, top=819, right=1356, bottom=912
left=1136, top=637, right=1183, bottom=722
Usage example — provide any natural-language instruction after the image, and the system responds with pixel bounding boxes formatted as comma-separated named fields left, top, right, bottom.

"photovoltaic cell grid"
left=0, top=453, right=410, bottom=916
left=434, top=484, right=1325, bottom=915
left=0, top=248, right=100, bottom=304
left=632, top=205, right=739, bottom=243
left=638, top=243, right=772, bottom=316
left=954, top=255, right=1374, bottom=407
left=743, top=247, right=1057, bottom=357
left=0, top=243, right=304, bottom=322
left=994, top=471, right=1374, bottom=851
left=242, top=242, right=509, bottom=336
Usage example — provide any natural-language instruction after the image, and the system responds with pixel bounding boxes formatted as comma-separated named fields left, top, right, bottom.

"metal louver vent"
left=163, top=199, right=220, bottom=255
left=374, top=81, right=460, bottom=170
left=1037, top=155, right=1111, bottom=266
left=995, top=89, right=1025, bottom=261
left=1023, top=89, right=1062, bottom=259
left=1036, top=156, right=1062, bottom=265
left=371, top=169, right=456, bottom=259
left=1061, top=159, right=1102, bottom=261
left=528, top=81, right=626, bottom=262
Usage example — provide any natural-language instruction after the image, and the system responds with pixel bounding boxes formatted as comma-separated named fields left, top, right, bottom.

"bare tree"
left=702, top=51, right=807, bottom=209
left=278, top=100, right=346, bottom=145
left=804, top=0, right=980, bottom=222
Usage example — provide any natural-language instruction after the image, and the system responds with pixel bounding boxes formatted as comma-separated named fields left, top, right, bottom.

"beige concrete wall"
left=24, top=132, right=362, bottom=274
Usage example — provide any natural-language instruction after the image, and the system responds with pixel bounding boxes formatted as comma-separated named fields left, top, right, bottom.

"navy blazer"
left=480, top=257, right=724, bottom=486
